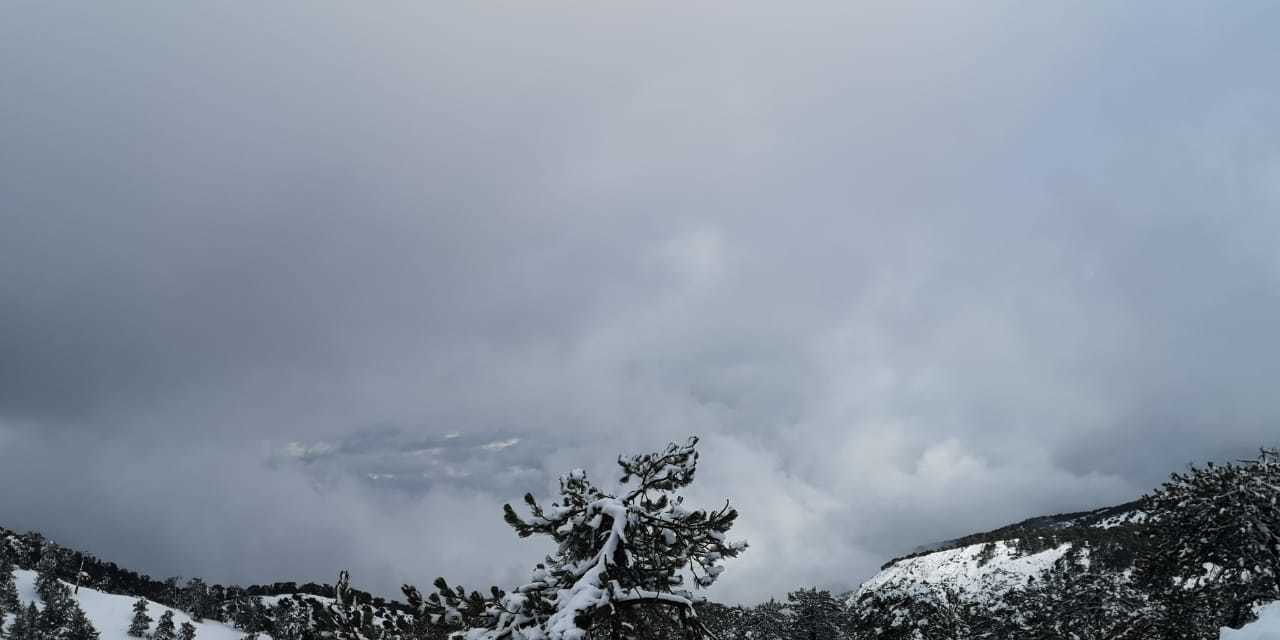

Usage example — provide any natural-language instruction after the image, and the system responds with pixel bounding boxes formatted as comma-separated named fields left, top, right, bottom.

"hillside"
left=0, top=526, right=423, bottom=640
left=4, top=570, right=250, bottom=640
left=854, top=500, right=1146, bottom=604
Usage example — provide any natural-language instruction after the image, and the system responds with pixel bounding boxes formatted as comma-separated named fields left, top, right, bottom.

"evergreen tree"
left=785, top=589, right=846, bottom=640
left=739, top=599, right=789, bottom=640
left=161, top=579, right=181, bottom=609
left=406, top=437, right=746, bottom=640
left=846, top=584, right=993, bottom=640
left=1138, top=447, right=1280, bottom=634
left=154, top=611, right=177, bottom=640
left=0, top=552, right=19, bottom=614
left=183, top=579, right=210, bottom=623
left=128, top=599, right=152, bottom=638
left=178, top=622, right=197, bottom=640
left=34, top=547, right=61, bottom=604
left=13, top=603, right=42, bottom=640
left=37, top=582, right=74, bottom=639
left=675, top=603, right=745, bottom=640
left=6, top=602, right=28, bottom=640
left=270, top=600, right=309, bottom=640
left=230, top=598, right=270, bottom=634
left=65, top=605, right=100, bottom=640
left=997, top=559, right=1156, bottom=640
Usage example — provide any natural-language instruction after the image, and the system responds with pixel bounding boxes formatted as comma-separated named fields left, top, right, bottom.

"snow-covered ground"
left=4, top=569, right=262, bottom=640
left=1222, top=601, right=1280, bottom=640
left=852, top=539, right=1073, bottom=604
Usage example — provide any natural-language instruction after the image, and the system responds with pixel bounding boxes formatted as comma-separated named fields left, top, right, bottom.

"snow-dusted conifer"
left=739, top=599, right=789, bottom=640
left=13, top=603, right=42, bottom=640
left=128, top=599, right=152, bottom=638
left=184, top=579, right=209, bottom=622
left=327, top=571, right=375, bottom=640
left=232, top=598, right=271, bottom=634
left=0, top=552, right=19, bottom=614
left=65, top=605, right=100, bottom=640
left=178, top=622, right=196, bottom=640
left=406, top=436, right=747, bottom=640
left=5, top=602, right=27, bottom=640
left=270, top=599, right=309, bottom=640
left=154, top=611, right=177, bottom=640
left=1140, top=447, right=1280, bottom=630
left=37, top=582, right=74, bottom=638
left=785, top=589, right=847, bottom=640
left=997, top=558, right=1152, bottom=640
left=335, top=571, right=352, bottom=609
left=34, top=548, right=61, bottom=603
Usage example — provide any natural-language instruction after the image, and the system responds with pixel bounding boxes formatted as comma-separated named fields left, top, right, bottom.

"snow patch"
left=1222, top=601, right=1280, bottom=640
left=853, top=540, right=1073, bottom=605
left=6, top=569, right=265, bottom=640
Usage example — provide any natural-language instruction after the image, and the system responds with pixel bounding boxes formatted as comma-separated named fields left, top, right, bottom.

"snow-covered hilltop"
left=853, top=540, right=1074, bottom=605
left=853, top=500, right=1147, bottom=606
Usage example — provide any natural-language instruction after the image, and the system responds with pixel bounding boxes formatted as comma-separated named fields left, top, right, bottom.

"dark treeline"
left=0, top=529, right=405, bottom=615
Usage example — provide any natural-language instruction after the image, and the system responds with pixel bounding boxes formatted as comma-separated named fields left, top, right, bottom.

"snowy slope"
left=1222, top=601, right=1280, bottom=639
left=4, top=570, right=264, bottom=640
left=852, top=540, right=1072, bottom=604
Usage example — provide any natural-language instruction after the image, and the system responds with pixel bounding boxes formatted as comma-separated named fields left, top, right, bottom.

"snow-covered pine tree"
left=335, top=571, right=352, bottom=609
left=11, top=603, right=25, bottom=640
left=1139, top=447, right=1280, bottom=631
left=328, top=571, right=354, bottom=633
left=178, top=622, right=197, bottom=640
left=785, top=589, right=847, bottom=640
left=154, top=611, right=177, bottom=640
left=37, top=582, right=74, bottom=638
left=12, top=603, right=42, bottom=640
left=686, top=603, right=746, bottom=640
left=184, top=579, right=210, bottom=622
left=738, top=599, right=789, bottom=640
left=270, top=599, right=310, bottom=640
left=65, top=604, right=100, bottom=640
left=406, top=436, right=747, bottom=640
left=326, top=571, right=376, bottom=640
left=845, top=584, right=992, bottom=640
left=997, top=557, right=1154, bottom=640
left=0, top=552, right=19, bottom=614
left=34, top=546, right=61, bottom=603
left=128, top=599, right=153, bottom=638
left=4, top=601, right=25, bottom=640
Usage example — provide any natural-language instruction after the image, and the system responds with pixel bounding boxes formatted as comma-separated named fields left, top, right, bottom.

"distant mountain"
left=852, top=500, right=1146, bottom=605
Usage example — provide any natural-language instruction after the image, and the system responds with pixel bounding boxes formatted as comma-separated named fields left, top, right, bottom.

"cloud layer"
left=3, top=2, right=1280, bottom=603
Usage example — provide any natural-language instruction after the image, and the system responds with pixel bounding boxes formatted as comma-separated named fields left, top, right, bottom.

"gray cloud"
left=3, top=1, right=1280, bottom=604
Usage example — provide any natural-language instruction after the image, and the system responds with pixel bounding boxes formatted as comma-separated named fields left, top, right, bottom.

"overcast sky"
left=3, top=1, right=1280, bottom=604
